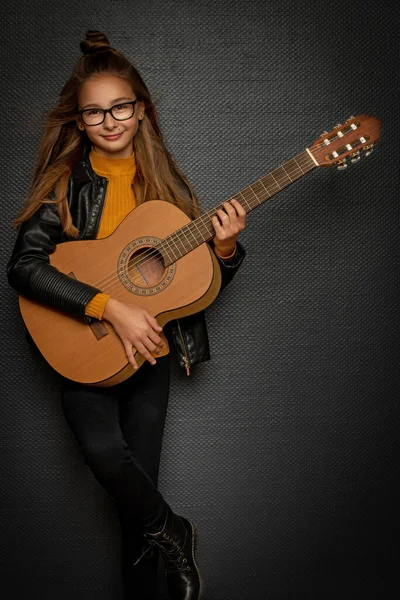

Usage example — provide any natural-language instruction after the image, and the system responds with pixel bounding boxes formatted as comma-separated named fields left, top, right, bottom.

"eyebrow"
left=81, top=97, right=136, bottom=109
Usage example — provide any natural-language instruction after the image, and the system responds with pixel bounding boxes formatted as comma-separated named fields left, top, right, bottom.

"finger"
left=223, top=203, right=241, bottom=231
left=212, top=214, right=222, bottom=228
left=146, top=329, right=166, bottom=355
left=230, top=200, right=246, bottom=228
left=135, top=341, right=157, bottom=365
left=216, top=208, right=230, bottom=225
left=147, top=329, right=165, bottom=349
left=222, top=200, right=245, bottom=232
left=215, top=211, right=231, bottom=235
left=142, top=336, right=158, bottom=353
left=222, top=201, right=237, bottom=218
left=231, top=198, right=246, bottom=217
left=217, top=207, right=240, bottom=236
left=211, top=215, right=224, bottom=236
left=146, top=313, right=163, bottom=333
left=124, top=343, right=139, bottom=370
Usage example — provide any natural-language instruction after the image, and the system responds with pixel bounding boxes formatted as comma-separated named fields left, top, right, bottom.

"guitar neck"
left=161, top=149, right=317, bottom=266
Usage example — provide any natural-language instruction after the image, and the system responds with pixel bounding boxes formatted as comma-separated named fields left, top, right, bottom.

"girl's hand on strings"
left=103, top=298, right=165, bottom=369
left=211, top=199, right=246, bottom=258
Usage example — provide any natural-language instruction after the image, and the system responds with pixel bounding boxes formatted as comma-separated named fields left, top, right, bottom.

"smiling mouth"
left=103, top=133, right=123, bottom=139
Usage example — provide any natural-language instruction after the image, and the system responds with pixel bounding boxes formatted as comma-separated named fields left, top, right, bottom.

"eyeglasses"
left=78, top=99, right=139, bottom=126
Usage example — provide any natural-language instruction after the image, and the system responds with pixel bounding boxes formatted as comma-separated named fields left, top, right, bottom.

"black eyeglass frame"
left=78, top=99, right=139, bottom=126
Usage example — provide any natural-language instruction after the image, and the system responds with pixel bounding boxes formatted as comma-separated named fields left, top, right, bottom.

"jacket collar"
left=70, top=146, right=100, bottom=182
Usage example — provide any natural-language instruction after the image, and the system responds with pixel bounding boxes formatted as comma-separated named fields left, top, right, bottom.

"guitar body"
left=19, top=201, right=222, bottom=387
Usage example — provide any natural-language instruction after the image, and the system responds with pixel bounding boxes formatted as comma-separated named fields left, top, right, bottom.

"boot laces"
left=154, top=533, right=190, bottom=572
left=132, top=542, right=155, bottom=566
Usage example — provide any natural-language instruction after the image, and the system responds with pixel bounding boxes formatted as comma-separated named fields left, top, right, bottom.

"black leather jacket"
left=7, top=150, right=245, bottom=374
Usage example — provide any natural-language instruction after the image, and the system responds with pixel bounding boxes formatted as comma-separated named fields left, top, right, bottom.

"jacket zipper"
left=176, top=319, right=191, bottom=376
left=91, top=177, right=108, bottom=237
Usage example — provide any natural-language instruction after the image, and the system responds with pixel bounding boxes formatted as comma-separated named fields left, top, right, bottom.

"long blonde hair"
left=14, top=30, right=200, bottom=236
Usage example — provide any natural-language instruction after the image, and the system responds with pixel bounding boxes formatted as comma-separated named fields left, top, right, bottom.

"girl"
left=7, top=31, right=246, bottom=600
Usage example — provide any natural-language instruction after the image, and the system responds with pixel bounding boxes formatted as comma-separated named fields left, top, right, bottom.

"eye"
left=85, top=109, right=101, bottom=116
left=114, top=103, right=129, bottom=112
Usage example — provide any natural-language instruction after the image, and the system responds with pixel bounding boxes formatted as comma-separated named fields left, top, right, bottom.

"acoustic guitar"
left=19, top=114, right=381, bottom=386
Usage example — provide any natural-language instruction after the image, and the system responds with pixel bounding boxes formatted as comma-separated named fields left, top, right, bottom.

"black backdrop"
left=1, top=1, right=399, bottom=599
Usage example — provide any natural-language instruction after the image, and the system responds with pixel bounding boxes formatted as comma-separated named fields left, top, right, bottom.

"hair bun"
left=80, top=31, right=111, bottom=55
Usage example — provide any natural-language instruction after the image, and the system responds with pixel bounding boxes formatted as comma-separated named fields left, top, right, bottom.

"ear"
left=137, top=100, right=145, bottom=121
left=76, top=116, right=85, bottom=131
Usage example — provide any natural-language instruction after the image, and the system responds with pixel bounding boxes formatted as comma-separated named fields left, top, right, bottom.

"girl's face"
left=77, top=74, right=144, bottom=159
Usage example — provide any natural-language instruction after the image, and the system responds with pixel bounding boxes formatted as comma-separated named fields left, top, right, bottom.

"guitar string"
left=87, top=150, right=316, bottom=295
left=89, top=164, right=316, bottom=297
left=88, top=151, right=315, bottom=295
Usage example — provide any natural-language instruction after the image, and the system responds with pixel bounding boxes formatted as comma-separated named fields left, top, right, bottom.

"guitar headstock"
left=307, top=114, right=381, bottom=169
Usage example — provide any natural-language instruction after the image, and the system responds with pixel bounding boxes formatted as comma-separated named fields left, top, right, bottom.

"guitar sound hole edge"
left=118, top=238, right=176, bottom=297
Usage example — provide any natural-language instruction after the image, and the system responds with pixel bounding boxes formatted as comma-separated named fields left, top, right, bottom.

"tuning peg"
left=350, top=151, right=361, bottom=163
left=364, top=144, right=374, bottom=157
left=345, top=116, right=356, bottom=122
left=333, top=123, right=342, bottom=129
left=337, top=159, right=347, bottom=170
left=321, top=131, right=331, bottom=146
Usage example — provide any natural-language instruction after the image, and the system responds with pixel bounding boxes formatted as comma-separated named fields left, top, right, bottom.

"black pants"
left=61, top=356, right=171, bottom=599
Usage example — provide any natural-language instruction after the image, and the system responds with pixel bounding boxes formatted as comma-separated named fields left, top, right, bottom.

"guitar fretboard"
left=159, top=149, right=316, bottom=265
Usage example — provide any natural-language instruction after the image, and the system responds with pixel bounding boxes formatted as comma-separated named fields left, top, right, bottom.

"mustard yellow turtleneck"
left=85, top=149, right=136, bottom=320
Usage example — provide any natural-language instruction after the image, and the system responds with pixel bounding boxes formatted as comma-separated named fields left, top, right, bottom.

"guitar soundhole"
left=128, top=247, right=165, bottom=285
left=118, top=237, right=176, bottom=296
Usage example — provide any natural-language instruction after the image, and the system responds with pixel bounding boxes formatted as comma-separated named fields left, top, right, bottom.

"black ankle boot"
left=145, top=508, right=202, bottom=600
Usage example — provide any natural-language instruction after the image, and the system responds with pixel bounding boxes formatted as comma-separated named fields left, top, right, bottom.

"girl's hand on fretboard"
left=212, top=199, right=246, bottom=259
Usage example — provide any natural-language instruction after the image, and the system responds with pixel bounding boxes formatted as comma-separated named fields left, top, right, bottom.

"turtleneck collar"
left=89, top=147, right=136, bottom=177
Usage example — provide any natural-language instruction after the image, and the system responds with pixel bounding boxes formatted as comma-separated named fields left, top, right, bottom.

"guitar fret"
left=165, top=237, right=180, bottom=261
left=200, top=215, right=213, bottom=237
left=237, top=190, right=252, bottom=211
left=293, top=157, right=305, bottom=175
left=275, top=167, right=291, bottom=187
left=185, top=222, right=199, bottom=247
left=292, top=157, right=306, bottom=175
left=161, top=243, right=174, bottom=264
left=270, top=173, right=282, bottom=190
left=271, top=172, right=282, bottom=189
left=259, top=178, right=272, bottom=198
left=248, top=185, right=261, bottom=206
left=192, top=216, right=208, bottom=242
left=180, top=225, right=195, bottom=251
left=282, top=164, right=293, bottom=182
left=251, top=181, right=267, bottom=203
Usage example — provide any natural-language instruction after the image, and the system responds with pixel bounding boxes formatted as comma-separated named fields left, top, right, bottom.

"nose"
left=103, top=111, right=118, bottom=130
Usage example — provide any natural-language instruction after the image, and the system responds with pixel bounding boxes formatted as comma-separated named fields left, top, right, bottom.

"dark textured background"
left=1, top=1, right=399, bottom=599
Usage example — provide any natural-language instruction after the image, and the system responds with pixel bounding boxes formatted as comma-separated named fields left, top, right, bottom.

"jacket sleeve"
left=212, top=240, right=246, bottom=291
left=7, top=202, right=101, bottom=321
